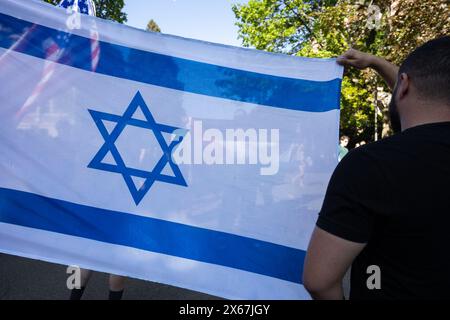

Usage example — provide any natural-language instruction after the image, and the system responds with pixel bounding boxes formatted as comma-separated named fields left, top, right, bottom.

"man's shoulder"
left=336, top=135, right=402, bottom=175
left=346, top=134, right=403, bottom=160
left=360, top=134, right=403, bottom=150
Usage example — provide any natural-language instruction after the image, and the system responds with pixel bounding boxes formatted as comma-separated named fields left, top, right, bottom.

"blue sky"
left=123, top=0, right=248, bottom=47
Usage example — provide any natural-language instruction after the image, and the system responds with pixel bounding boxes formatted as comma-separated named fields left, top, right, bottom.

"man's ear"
left=397, top=73, right=410, bottom=100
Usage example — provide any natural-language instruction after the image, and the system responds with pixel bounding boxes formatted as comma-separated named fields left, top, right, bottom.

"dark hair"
left=399, top=36, right=450, bottom=104
left=340, top=135, right=349, bottom=141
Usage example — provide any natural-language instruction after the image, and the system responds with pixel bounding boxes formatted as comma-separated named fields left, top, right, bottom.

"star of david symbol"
left=88, top=91, right=188, bottom=205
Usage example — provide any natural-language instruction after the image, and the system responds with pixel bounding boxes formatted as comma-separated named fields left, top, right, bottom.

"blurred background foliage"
left=233, top=0, right=449, bottom=145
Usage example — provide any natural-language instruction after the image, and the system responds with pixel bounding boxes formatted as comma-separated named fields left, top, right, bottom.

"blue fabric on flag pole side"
left=0, top=187, right=306, bottom=284
left=0, top=12, right=341, bottom=113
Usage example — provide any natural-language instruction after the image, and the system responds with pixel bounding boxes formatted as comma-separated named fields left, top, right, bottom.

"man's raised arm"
left=337, top=49, right=399, bottom=90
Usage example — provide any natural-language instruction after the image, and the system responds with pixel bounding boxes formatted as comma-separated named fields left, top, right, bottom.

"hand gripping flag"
left=0, top=0, right=343, bottom=299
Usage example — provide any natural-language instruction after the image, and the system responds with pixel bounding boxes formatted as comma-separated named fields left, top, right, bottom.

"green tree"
left=233, top=0, right=449, bottom=143
left=146, top=19, right=161, bottom=33
left=43, top=0, right=127, bottom=23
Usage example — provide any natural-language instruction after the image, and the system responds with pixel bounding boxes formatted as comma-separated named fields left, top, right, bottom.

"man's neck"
left=401, top=104, right=450, bottom=131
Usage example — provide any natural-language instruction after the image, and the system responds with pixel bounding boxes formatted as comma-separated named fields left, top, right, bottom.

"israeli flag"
left=0, top=0, right=343, bottom=299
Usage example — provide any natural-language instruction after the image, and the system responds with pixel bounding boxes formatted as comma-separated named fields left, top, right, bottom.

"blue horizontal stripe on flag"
left=0, top=187, right=305, bottom=284
left=0, top=12, right=341, bottom=112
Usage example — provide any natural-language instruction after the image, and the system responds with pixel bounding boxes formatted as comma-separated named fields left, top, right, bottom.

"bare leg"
left=80, top=269, right=93, bottom=287
left=109, top=274, right=126, bottom=291
left=108, top=274, right=126, bottom=300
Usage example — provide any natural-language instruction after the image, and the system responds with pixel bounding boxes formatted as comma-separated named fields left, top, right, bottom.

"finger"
left=337, top=53, right=353, bottom=64
left=336, top=57, right=350, bottom=66
left=342, top=66, right=350, bottom=77
left=342, top=49, right=357, bottom=59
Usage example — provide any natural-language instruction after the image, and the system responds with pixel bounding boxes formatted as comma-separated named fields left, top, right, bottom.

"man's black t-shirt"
left=317, top=122, right=450, bottom=300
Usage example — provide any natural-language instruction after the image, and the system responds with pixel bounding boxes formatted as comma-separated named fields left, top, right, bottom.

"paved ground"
left=0, top=253, right=350, bottom=300
left=0, top=253, right=219, bottom=300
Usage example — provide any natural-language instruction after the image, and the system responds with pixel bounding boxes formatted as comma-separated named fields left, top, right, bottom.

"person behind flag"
left=303, top=36, right=450, bottom=299
left=70, top=269, right=126, bottom=300
left=49, top=0, right=127, bottom=301
left=338, top=135, right=350, bottom=161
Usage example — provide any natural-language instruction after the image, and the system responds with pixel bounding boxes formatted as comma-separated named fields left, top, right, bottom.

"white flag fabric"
left=0, top=0, right=343, bottom=299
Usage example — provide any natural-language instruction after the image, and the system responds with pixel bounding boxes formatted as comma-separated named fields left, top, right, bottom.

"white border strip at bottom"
left=0, top=222, right=310, bottom=300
